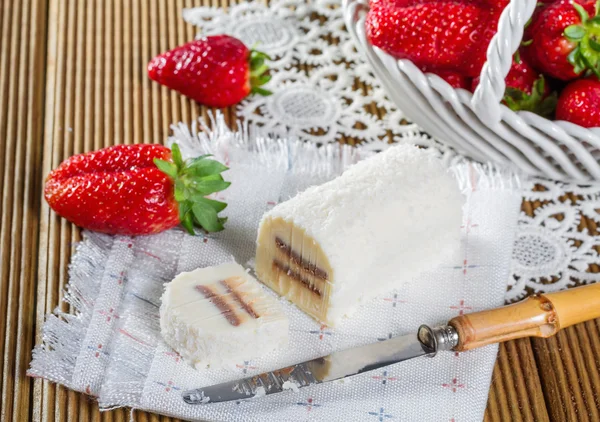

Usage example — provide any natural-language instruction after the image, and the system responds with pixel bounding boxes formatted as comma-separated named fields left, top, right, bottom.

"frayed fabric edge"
left=27, top=232, right=114, bottom=391
left=97, top=311, right=160, bottom=411
left=452, top=160, right=523, bottom=194
left=168, top=111, right=372, bottom=178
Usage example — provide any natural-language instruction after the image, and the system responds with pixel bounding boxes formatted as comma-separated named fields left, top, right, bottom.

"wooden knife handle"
left=450, top=283, right=600, bottom=351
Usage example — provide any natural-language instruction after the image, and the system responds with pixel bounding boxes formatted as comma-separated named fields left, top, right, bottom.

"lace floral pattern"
left=508, top=178, right=600, bottom=301
left=183, top=0, right=422, bottom=145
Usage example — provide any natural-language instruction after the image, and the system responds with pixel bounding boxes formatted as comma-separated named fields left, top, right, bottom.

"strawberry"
left=365, top=2, right=502, bottom=77
left=44, top=144, right=230, bottom=236
left=369, top=0, right=508, bottom=8
left=556, top=78, right=600, bottom=127
left=472, top=57, right=557, bottom=116
left=522, top=0, right=600, bottom=81
left=147, top=35, right=271, bottom=108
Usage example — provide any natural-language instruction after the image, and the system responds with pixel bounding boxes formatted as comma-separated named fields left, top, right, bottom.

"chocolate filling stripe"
left=272, top=260, right=322, bottom=297
left=220, top=279, right=260, bottom=319
left=195, top=285, right=242, bottom=326
left=274, top=237, right=328, bottom=280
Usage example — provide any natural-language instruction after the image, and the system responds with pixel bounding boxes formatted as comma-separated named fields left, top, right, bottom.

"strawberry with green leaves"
left=472, top=57, right=557, bottom=117
left=44, top=143, right=230, bottom=236
left=522, top=0, right=600, bottom=80
left=148, top=35, right=271, bottom=108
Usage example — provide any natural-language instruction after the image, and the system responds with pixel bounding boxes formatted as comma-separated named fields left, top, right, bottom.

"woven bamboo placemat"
left=0, top=0, right=598, bottom=420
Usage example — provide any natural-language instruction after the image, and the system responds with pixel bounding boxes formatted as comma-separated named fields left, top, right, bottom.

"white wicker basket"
left=344, top=0, right=600, bottom=182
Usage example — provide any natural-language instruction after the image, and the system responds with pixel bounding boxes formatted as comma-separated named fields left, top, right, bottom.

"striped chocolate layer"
left=195, top=278, right=261, bottom=327
left=272, top=259, right=322, bottom=296
left=221, top=278, right=260, bottom=319
left=274, top=237, right=328, bottom=280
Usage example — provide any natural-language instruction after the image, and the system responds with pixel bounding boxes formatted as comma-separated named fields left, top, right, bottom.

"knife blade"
left=183, top=281, right=600, bottom=404
left=182, top=325, right=457, bottom=404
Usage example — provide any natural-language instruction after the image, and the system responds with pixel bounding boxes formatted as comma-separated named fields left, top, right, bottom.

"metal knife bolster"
left=417, top=324, right=460, bottom=356
left=182, top=324, right=459, bottom=405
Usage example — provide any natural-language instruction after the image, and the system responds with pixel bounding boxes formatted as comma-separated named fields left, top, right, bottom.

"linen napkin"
left=30, top=115, right=522, bottom=421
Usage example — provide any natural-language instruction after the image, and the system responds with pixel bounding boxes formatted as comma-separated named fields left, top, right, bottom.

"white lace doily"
left=508, top=178, right=600, bottom=301
left=182, top=1, right=600, bottom=301
left=183, top=1, right=424, bottom=146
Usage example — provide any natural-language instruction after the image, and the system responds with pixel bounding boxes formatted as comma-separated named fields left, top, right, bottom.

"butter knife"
left=183, top=282, right=600, bottom=404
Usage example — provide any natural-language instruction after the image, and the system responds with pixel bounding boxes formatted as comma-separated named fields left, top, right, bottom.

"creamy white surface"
left=159, top=262, right=289, bottom=370
left=259, top=144, right=464, bottom=325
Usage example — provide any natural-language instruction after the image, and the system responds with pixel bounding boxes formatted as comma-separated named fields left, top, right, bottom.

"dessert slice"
left=160, top=262, right=288, bottom=369
left=255, top=144, right=464, bottom=327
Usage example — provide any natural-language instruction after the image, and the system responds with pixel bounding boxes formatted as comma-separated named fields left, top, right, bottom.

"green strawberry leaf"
left=259, top=74, right=271, bottom=84
left=197, top=173, right=225, bottom=182
left=251, top=86, right=273, bottom=96
left=574, top=3, right=589, bottom=23
left=171, top=143, right=184, bottom=169
left=190, top=154, right=213, bottom=161
left=565, top=25, right=586, bottom=41
left=250, top=56, right=265, bottom=70
left=181, top=209, right=196, bottom=235
left=538, top=93, right=558, bottom=118
left=190, top=196, right=228, bottom=213
left=564, top=2, right=600, bottom=76
left=191, top=179, right=231, bottom=196
left=249, top=48, right=272, bottom=97
left=154, top=158, right=178, bottom=179
left=503, top=90, right=522, bottom=111
left=166, top=151, right=231, bottom=234
left=579, top=48, right=600, bottom=77
left=513, top=50, right=522, bottom=64
left=250, top=49, right=272, bottom=62
left=590, top=15, right=600, bottom=24
left=503, top=76, right=557, bottom=118
left=179, top=200, right=191, bottom=221
left=174, top=179, right=187, bottom=201
left=590, top=37, right=600, bottom=52
left=192, top=203, right=224, bottom=232
left=568, top=47, right=579, bottom=65
left=186, top=157, right=229, bottom=177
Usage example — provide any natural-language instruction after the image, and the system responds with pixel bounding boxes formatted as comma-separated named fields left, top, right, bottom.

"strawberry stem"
left=503, top=75, right=557, bottom=118
left=249, top=49, right=273, bottom=97
left=564, top=1, right=600, bottom=77
left=154, top=143, right=231, bottom=234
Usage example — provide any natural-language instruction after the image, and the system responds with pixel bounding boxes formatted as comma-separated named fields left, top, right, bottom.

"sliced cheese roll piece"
left=255, top=144, right=463, bottom=327
left=160, top=262, right=288, bottom=370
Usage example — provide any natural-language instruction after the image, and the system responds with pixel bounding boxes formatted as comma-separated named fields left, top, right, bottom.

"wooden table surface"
left=1, top=0, right=599, bottom=421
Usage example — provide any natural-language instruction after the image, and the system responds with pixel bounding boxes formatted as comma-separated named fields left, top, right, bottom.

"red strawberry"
left=522, top=0, right=599, bottom=81
left=556, top=78, right=600, bottom=127
left=369, top=0, right=508, bottom=8
left=472, top=57, right=557, bottom=116
left=44, top=144, right=230, bottom=236
left=433, top=71, right=472, bottom=90
left=147, top=35, right=271, bottom=108
left=366, top=2, right=501, bottom=77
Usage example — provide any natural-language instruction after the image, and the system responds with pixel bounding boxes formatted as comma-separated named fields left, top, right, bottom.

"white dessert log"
left=255, top=144, right=464, bottom=326
left=160, top=262, right=289, bottom=369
